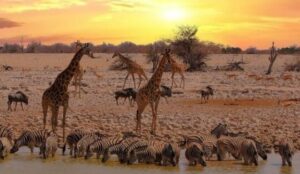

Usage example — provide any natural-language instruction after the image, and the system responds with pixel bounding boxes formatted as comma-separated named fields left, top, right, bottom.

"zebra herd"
left=0, top=124, right=295, bottom=167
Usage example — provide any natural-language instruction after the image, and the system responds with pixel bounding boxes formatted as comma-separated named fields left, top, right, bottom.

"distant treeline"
left=0, top=41, right=299, bottom=54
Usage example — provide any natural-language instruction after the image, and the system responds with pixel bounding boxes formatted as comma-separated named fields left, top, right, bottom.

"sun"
left=163, top=7, right=186, bottom=21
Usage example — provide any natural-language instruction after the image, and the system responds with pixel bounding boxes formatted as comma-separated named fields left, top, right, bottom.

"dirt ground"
left=0, top=53, right=299, bottom=149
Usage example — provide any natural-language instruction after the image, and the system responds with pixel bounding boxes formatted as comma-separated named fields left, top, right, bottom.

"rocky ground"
left=0, top=53, right=299, bottom=149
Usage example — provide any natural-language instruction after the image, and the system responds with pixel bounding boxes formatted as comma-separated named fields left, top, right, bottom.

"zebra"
left=40, top=132, right=58, bottom=159
left=7, top=91, right=28, bottom=111
left=0, top=125, right=14, bottom=145
left=199, top=86, right=214, bottom=103
left=127, top=140, right=177, bottom=166
left=124, top=139, right=149, bottom=164
left=216, top=136, right=245, bottom=161
left=246, top=136, right=267, bottom=161
left=180, top=123, right=228, bottom=160
left=127, top=146, right=156, bottom=164
left=240, top=139, right=258, bottom=166
left=85, top=134, right=124, bottom=160
left=102, top=137, right=140, bottom=163
left=0, top=137, right=12, bottom=159
left=74, top=132, right=107, bottom=158
left=10, top=129, right=49, bottom=154
left=185, top=142, right=207, bottom=167
left=62, top=129, right=87, bottom=156
left=275, top=139, right=295, bottom=166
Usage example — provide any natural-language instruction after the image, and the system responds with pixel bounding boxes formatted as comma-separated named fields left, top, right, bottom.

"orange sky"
left=0, top=0, right=299, bottom=49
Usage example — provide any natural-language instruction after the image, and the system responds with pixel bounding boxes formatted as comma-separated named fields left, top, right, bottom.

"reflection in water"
left=0, top=148, right=299, bottom=174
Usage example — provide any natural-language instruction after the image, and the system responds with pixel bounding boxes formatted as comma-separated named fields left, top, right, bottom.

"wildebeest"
left=199, top=86, right=214, bottom=103
left=114, top=88, right=137, bottom=106
left=160, top=85, right=172, bottom=103
left=7, top=91, right=28, bottom=111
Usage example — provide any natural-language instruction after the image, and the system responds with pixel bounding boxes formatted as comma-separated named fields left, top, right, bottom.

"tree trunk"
left=266, top=42, right=278, bottom=75
left=266, top=60, right=275, bottom=75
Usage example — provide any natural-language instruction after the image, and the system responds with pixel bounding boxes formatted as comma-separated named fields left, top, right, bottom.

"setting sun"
left=163, top=7, right=186, bottom=21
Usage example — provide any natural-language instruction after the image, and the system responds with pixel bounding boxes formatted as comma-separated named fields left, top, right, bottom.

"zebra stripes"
left=85, top=134, right=123, bottom=160
left=62, top=129, right=87, bottom=156
left=276, top=139, right=295, bottom=166
left=240, top=139, right=258, bottom=166
left=216, top=136, right=245, bottom=161
left=0, top=137, right=12, bottom=159
left=102, top=137, right=140, bottom=163
left=40, top=132, right=58, bottom=159
left=11, top=129, right=49, bottom=153
left=185, top=142, right=207, bottom=167
left=74, top=133, right=106, bottom=158
left=0, top=125, right=14, bottom=144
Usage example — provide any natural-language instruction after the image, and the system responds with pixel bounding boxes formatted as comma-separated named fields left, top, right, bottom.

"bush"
left=285, top=57, right=300, bottom=72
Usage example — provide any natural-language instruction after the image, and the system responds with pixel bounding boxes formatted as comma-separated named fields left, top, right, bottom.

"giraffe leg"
left=131, top=74, right=136, bottom=89
left=123, top=73, right=130, bottom=89
left=74, top=77, right=78, bottom=97
left=78, top=76, right=82, bottom=98
left=150, top=101, right=158, bottom=135
left=63, top=102, right=68, bottom=142
left=151, top=98, right=160, bottom=135
left=180, top=72, right=185, bottom=89
left=42, top=100, right=48, bottom=129
left=51, top=106, right=59, bottom=133
left=138, top=74, right=142, bottom=88
left=136, top=102, right=147, bottom=133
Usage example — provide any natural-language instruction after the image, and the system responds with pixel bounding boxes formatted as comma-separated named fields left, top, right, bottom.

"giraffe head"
left=107, top=51, right=119, bottom=61
left=79, top=43, right=96, bottom=58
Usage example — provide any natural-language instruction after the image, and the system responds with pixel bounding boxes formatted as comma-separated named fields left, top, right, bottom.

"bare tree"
left=266, top=42, right=278, bottom=75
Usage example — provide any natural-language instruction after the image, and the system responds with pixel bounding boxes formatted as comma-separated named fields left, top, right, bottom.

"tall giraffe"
left=42, top=43, right=95, bottom=141
left=73, top=40, right=85, bottom=98
left=170, top=57, right=185, bottom=89
left=110, top=52, right=148, bottom=89
left=135, top=49, right=171, bottom=135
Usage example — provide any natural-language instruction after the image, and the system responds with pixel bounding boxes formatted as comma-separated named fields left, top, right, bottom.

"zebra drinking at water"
left=10, top=129, right=49, bottom=154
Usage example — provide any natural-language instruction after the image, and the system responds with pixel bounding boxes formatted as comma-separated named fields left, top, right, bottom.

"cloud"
left=0, top=0, right=87, bottom=13
left=0, top=18, right=21, bottom=29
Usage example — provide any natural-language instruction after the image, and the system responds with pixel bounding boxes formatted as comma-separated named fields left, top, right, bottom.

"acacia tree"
left=170, top=25, right=208, bottom=71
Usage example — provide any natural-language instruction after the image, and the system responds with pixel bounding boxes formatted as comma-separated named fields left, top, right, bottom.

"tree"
left=146, top=40, right=168, bottom=72
left=266, top=42, right=278, bottom=75
left=170, top=25, right=208, bottom=71
left=245, top=47, right=257, bottom=54
left=26, top=41, right=42, bottom=53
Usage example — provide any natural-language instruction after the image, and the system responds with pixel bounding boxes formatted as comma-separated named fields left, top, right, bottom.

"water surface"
left=0, top=148, right=298, bottom=174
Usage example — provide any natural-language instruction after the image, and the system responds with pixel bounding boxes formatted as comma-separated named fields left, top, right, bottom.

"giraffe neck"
left=118, top=53, right=133, bottom=65
left=52, top=50, right=85, bottom=90
left=147, top=55, right=167, bottom=89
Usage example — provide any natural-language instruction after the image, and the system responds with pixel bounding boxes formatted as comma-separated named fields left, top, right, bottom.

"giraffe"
left=135, top=48, right=171, bottom=135
left=110, top=52, right=148, bottom=89
left=169, top=57, right=185, bottom=89
left=42, top=43, right=95, bottom=141
left=73, top=40, right=85, bottom=98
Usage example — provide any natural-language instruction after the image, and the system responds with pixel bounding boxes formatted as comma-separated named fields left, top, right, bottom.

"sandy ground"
left=0, top=53, right=299, bottom=149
